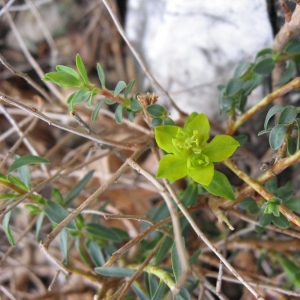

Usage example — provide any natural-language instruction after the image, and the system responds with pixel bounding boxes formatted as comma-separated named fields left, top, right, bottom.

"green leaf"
left=276, top=186, right=293, bottom=201
left=181, top=183, right=198, bottom=206
left=174, top=287, right=191, bottom=300
left=155, top=125, right=179, bottom=153
left=253, top=58, right=275, bottom=75
left=36, top=213, right=45, bottom=241
left=3, top=210, right=15, bottom=246
left=67, top=89, right=91, bottom=108
left=275, top=60, right=296, bottom=86
left=264, top=198, right=280, bottom=216
left=52, top=188, right=64, bottom=205
left=152, top=281, right=166, bottom=300
left=114, top=81, right=127, bottom=97
left=75, top=237, right=90, bottom=265
left=24, top=204, right=42, bottom=215
left=202, top=171, right=235, bottom=201
left=287, top=136, right=297, bottom=155
left=56, top=65, right=81, bottom=79
left=130, top=98, right=141, bottom=111
left=277, top=106, right=298, bottom=125
left=91, top=99, right=106, bottom=121
left=42, top=71, right=84, bottom=88
left=154, top=236, right=173, bottom=265
left=233, top=134, right=248, bottom=146
left=145, top=273, right=158, bottom=298
left=255, top=48, right=273, bottom=60
left=264, top=105, right=283, bottom=130
left=132, top=282, right=150, bottom=300
left=76, top=54, right=91, bottom=84
left=7, top=155, right=50, bottom=174
left=152, top=118, right=163, bottom=127
left=124, top=79, right=135, bottom=98
left=18, top=162, right=31, bottom=187
left=265, top=177, right=278, bottom=194
left=171, top=243, right=182, bottom=283
left=234, top=61, right=252, bottom=78
left=283, top=197, right=300, bottom=211
left=203, top=135, right=240, bottom=162
left=269, top=124, right=287, bottom=150
left=295, top=118, right=300, bottom=150
left=272, top=213, right=290, bottom=229
left=96, top=63, right=106, bottom=88
left=146, top=104, right=165, bottom=117
left=156, top=155, right=187, bottom=181
left=44, top=201, right=76, bottom=229
left=115, top=104, right=124, bottom=124
left=280, top=256, right=299, bottom=284
left=225, top=78, right=244, bottom=96
left=87, top=240, right=105, bottom=267
left=258, top=208, right=273, bottom=227
left=60, top=228, right=69, bottom=263
left=64, top=170, right=94, bottom=205
left=84, top=223, right=120, bottom=241
left=163, top=117, right=175, bottom=125
left=95, top=267, right=135, bottom=277
left=284, top=40, right=300, bottom=53
left=189, top=249, right=201, bottom=266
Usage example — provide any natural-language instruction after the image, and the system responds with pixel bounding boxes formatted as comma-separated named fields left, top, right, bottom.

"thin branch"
left=0, top=93, right=150, bottom=150
left=101, top=0, right=187, bottom=117
left=127, top=158, right=189, bottom=291
left=41, top=143, right=149, bottom=248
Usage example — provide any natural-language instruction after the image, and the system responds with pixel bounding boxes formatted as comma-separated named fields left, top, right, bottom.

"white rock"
left=126, top=0, right=273, bottom=118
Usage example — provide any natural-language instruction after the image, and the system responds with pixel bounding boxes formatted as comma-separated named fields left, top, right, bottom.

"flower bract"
left=154, top=113, right=239, bottom=186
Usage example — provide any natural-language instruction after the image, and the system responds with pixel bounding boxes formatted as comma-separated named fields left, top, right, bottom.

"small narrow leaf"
left=85, top=223, right=120, bottom=241
left=253, top=58, right=275, bottom=75
left=132, top=282, right=150, bottom=300
left=97, top=63, right=106, bottom=88
left=225, top=78, right=244, bottom=96
left=295, top=118, right=300, bottom=150
left=154, top=236, right=173, bottom=265
left=95, top=267, right=135, bottom=277
left=60, top=228, right=69, bottom=263
left=114, top=81, right=127, bottom=97
left=76, top=54, right=91, bottom=84
left=171, top=244, right=182, bottom=283
left=7, top=155, right=50, bottom=174
left=264, top=105, right=283, bottom=130
left=3, top=210, right=15, bottom=246
left=64, top=170, right=94, bottom=205
left=56, top=65, right=81, bottom=79
left=146, top=104, right=165, bottom=117
left=18, top=163, right=31, bottom=187
left=269, top=124, right=287, bottom=150
left=277, top=106, right=298, bottom=125
left=124, top=79, right=135, bottom=98
left=91, top=99, right=106, bottom=121
left=36, top=213, right=45, bottom=241
left=283, top=197, right=300, bottom=212
left=115, top=104, right=124, bottom=124
left=42, top=71, right=84, bottom=88
left=87, top=240, right=105, bottom=267
left=272, top=213, right=290, bottom=229
left=44, top=201, right=76, bottom=229
left=275, top=60, right=296, bottom=86
left=284, top=40, right=300, bottom=53
left=234, top=61, right=252, bottom=78
left=255, top=48, right=273, bottom=59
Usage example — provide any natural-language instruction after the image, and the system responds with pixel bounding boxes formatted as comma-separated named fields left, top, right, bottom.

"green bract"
left=155, top=113, right=240, bottom=186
